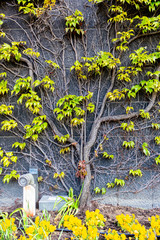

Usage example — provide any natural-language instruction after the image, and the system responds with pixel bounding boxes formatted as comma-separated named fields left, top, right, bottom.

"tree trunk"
left=80, top=147, right=92, bottom=208
left=80, top=164, right=91, bottom=208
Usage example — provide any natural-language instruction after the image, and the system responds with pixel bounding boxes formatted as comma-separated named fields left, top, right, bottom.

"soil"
left=1, top=201, right=160, bottom=239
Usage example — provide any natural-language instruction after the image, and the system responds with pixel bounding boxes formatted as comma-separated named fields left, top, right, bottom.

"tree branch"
left=100, top=91, right=157, bottom=123
left=86, top=63, right=160, bottom=152
left=20, top=57, right=34, bottom=81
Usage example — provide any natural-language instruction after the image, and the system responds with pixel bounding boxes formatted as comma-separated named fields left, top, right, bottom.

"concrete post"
left=18, top=173, right=36, bottom=216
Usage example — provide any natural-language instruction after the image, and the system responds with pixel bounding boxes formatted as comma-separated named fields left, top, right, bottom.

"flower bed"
left=1, top=205, right=160, bottom=239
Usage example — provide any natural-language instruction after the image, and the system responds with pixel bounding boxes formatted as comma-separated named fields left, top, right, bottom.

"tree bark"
left=79, top=146, right=92, bottom=208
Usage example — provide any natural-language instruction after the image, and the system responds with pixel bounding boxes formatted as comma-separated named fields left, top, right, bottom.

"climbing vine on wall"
left=0, top=0, right=160, bottom=207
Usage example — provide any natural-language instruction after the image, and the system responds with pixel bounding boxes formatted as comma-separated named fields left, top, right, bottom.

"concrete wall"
left=0, top=0, right=160, bottom=209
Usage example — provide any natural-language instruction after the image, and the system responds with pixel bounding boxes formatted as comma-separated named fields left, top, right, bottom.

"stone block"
left=132, top=101, right=148, bottom=112
left=0, top=177, right=22, bottom=207
left=93, top=172, right=118, bottom=206
left=86, top=29, right=108, bottom=56
left=96, top=191, right=118, bottom=206
left=118, top=192, right=153, bottom=209
left=108, top=102, right=126, bottom=117
left=118, top=170, right=153, bottom=209
left=0, top=136, right=19, bottom=149
left=49, top=10, right=66, bottom=30
left=4, top=29, right=32, bottom=45
left=152, top=171, right=160, bottom=208
left=39, top=195, right=68, bottom=211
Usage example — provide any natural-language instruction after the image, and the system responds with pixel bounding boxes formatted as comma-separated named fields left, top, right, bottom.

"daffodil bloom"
left=24, top=217, right=56, bottom=239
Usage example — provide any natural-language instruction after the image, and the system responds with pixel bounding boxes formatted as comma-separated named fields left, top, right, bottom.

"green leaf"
left=33, top=80, right=41, bottom=87
left=23, top=48, right=40, bottom=58
left=101, top=187, right=106, bottom=195
left=129, top=169, right=142, bottom=177
left=1, top=120, right=17, bottom=131
left=45, top=60, right=59, bottom=69
left=11, top=156, right=18, bottom=163
left=155, top=155, right=160, bottom=165
left=142, top=142, right=148, bottom=148
left=102, top=152, right=114, bottom=159
left=31, top=134, right=38, bottom=141
left=3, top=170, right=20, bottom=183
left=123, top=141, right=135, bottom=148
left=152, top=123, right=160, bottom=130
left=142, top=142, right=150, bottom=156
left=0, top=149, right=3, bottom=157
left=155, top=136, right=160, bottom=145
left=106, top=182, right=115, bottom=188
left=121, top=123, right=127, bottom=130
left=94, top=187, right=101, bottom=194
left=12, top=142, right=26, bottom=150
left=114, top=178, right=125, bottom=187
left=87, top=102, right=95, bottom=113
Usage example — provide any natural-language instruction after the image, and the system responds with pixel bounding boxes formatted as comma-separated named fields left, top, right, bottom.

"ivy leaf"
left=114, top=178, right=125, bottom=187
left=33, top=80, right=41, bottom=87
left=38, top=176, right=43, bottom=182
left=87, top=103, right=95, bottom=113
left=106, top=182, right=115, bottom=188
left=94, top=187, right=101, bottom=194
left=142, top=142, right=148, bottom=148
left=155, top=155, right=160, bottom=165
left=101, top=187, right=106, bottom=195
left=121, top=123, right=127, bottom=130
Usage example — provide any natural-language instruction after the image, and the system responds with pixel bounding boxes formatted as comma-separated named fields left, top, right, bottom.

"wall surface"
left=0, top=0, right=160, bottom=209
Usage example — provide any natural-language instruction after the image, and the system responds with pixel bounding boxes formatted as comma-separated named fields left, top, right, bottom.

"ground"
left=1, top=201, right=160, bottom=239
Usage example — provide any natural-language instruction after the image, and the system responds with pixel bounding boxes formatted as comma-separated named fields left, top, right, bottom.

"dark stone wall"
left=0, top=0, right=160, bottom=209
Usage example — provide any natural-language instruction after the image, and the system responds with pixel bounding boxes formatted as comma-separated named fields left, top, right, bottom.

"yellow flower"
left=1, top=217, right=17, bottom=233
left=81, top=227, right=87, bottom=239
left=25, top=225, right=35, bottom=236
left=104, top=229, right=126, bottom=240
left=35, top=216, right=40, bottom=226
left=18, top=236, right=27, bottom=240
left=49, top=225, right=56, bottom=232
left=38, top=226, right=44, bottom=235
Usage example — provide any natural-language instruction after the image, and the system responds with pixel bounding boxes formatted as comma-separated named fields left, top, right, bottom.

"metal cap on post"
left=18, top=173, right=34, bottom=187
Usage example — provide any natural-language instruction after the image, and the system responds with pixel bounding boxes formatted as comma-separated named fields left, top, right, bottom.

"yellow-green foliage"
left=123, top=141, right=135, bottom=148
left=142, top=142, right=150, bottom=156
left=17, top=0, right=56, bottom=17
left=0, top=80, right=9, bottom=95
left=71, top=52, right=120, bottom=78
left=24, top=115, right=48, bottom=141
left=1, top=120, right=17, bottom=131
left=54, top=92, right=95, bottom=125
left=129, top=169, right=142, bottom=177
left=0, top=105, right=14, bottom=115
left=121, top=121, right=134, bottom=132
left=23, top=48, right=40, bottom=58
left=0, top=43, right=22, bottom=61
left=65, top=10, right=84, bottom=35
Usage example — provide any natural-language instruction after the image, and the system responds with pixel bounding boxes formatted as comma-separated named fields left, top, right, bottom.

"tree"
left=0, top=0, right=160, bottom=208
